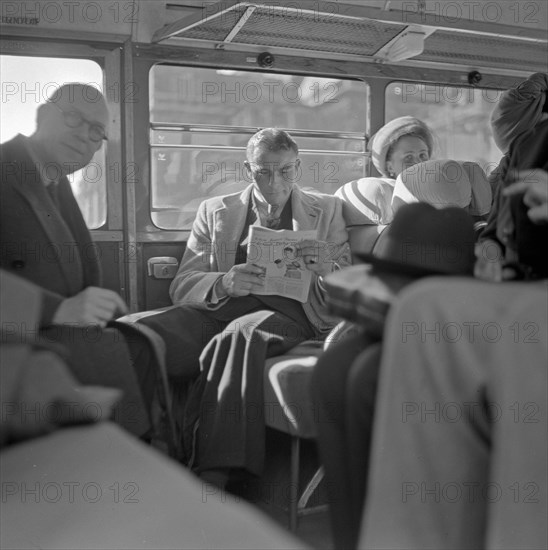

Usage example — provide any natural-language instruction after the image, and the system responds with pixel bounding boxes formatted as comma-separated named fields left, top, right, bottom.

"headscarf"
left=369, top=116, right=434, bottom=178
left=491, top=72, right=548, bottom=154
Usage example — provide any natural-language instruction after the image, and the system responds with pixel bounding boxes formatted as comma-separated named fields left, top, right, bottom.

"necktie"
left=266, top=205, right=280, bottom=229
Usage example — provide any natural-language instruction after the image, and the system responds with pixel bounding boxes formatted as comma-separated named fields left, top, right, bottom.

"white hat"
left=391, top=159, right=472, bottom=214
left=369, top=116, right=434, bottom=177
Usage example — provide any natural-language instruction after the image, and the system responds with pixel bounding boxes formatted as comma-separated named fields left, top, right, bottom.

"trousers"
left=139, top=296, right=318, bottom=475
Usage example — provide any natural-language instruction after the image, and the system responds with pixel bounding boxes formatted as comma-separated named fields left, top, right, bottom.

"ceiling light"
left=375, top=29, right=429, bottom=63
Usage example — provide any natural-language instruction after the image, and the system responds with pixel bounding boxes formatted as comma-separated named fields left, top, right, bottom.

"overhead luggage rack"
left=151, top=1, right=548, bottom=73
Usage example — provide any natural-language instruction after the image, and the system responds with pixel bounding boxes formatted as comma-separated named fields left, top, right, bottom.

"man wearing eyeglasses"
left=0, top=83, right=158, bottom=440
left=137, top=128, right=351, bottom=487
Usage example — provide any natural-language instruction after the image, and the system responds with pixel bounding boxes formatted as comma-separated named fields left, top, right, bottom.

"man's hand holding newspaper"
left=245, top=226, right=326, bottom=303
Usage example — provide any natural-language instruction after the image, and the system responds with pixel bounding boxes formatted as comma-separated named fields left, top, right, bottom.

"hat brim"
left=355, top=251, right=453, bottom=278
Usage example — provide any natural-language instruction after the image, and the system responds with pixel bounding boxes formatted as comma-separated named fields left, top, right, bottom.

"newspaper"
left=247, top=226, right=318, bottom=303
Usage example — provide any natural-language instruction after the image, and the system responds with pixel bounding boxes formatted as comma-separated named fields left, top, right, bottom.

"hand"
left=7, top=352, right=121, bottom=443
left=474, top=239, right=504, bottom=282
left=52, top=287, right=128, bottom=327
left=503, top=169, right=548, bottom=224
left=221, top=262, right=265, bottom=297
left=295, top=239, right=334, bottom=277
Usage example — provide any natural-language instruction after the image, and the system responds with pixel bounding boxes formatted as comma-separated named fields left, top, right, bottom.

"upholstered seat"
left=264, top=344, right=323, bottom=439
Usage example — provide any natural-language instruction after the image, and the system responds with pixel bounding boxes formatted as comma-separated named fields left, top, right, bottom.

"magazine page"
left=247, top=226, right=318, bottom=303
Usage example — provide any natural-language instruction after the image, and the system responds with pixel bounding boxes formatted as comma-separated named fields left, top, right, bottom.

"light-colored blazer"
left=170, top=184, right=351, bottom=333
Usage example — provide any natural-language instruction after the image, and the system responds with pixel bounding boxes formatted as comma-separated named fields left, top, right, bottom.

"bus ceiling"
left=1, top=1, right=546, bottom=75
left=146, top=0, right=547, bottom=74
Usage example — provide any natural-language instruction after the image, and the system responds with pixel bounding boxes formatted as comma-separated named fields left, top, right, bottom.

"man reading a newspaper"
left=138, top=128, right=350, bottom=487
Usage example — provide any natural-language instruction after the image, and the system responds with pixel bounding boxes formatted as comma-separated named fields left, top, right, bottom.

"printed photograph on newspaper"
left=247, top=226, right=318, bottom=303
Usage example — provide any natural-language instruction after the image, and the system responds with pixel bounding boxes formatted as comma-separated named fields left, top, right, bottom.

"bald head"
left=32, top=83, right=109, bottom=176
left=46, top=83, right=108, bottom=126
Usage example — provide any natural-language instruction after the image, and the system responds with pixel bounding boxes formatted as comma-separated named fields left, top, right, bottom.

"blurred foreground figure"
left=360, top=277, right=547, bottom=550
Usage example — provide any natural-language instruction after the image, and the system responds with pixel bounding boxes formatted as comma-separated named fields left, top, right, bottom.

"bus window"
left=0, top=55, right=107, bottom=229
left=385, top=82, right=503, bottom=176
left=149, top=65, right=369, bottom=230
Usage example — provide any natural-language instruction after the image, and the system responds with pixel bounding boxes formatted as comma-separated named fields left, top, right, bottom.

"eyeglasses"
left=50, top=102, right=108, bottom=142
left=249, top=161, right=300, bottom=182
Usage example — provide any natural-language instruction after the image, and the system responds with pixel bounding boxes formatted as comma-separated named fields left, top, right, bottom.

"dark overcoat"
left=0, top=135, right=150, bottom=435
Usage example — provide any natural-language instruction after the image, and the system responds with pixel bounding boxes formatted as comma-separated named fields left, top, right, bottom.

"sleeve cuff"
left=40, top=291, right=65, bottom=327
left=208, top=275, right=229, bottom=305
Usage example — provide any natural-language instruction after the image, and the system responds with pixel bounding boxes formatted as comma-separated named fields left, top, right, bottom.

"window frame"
left=383, top=79, right=506, bottom=177
left=147, top=62, right=371, bottom=231
left=0, top=38, right=124, bottom=235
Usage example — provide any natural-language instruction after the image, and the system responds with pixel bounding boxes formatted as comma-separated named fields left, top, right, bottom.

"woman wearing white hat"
left=337, top=116, right=436, bottom=228
left=370, top=115, right=435, bottom=180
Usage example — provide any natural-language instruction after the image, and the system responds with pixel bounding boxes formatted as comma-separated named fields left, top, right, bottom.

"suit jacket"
left=0, top=135, right=100, bottom=325
left=170, top=184, right=351, bottom=333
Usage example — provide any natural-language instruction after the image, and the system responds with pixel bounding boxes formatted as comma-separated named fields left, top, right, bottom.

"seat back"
left=336, top=177, right=394, bottom=226
left=335, top=177, right=393, bottom=260
left=347, top=224, right=388, bottom=260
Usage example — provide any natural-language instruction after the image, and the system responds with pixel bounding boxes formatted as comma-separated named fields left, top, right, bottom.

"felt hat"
left=369, top=116, right=434, bottom=177
left=356, top=202, right=476, bottom=278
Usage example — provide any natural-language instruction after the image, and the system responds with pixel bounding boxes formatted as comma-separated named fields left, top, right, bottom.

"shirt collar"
left=251, top=190, right=292, bottom=223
